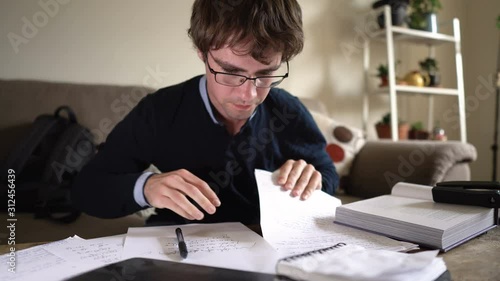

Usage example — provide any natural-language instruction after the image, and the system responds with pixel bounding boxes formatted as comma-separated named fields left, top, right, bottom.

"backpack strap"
left=54, top=106, right=77, bottom=123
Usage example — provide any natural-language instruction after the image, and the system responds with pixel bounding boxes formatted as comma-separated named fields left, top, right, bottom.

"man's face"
left=202, top=46, right=284, bottom=130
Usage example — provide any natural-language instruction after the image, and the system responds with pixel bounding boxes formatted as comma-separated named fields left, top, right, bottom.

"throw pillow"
left=310, top=111, right=366, bottom=177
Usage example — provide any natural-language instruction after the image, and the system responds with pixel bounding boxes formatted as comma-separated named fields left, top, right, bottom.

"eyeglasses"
left=205, top=53, right=289, bottom=88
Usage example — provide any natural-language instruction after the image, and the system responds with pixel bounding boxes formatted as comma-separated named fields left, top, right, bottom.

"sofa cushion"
left=309, top=111, right=366, bottom=176
left=346, top=140, right=477, bottom=198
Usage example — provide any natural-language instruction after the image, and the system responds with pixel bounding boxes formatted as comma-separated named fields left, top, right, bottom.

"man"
left=72, top=0, right=338, bottom=226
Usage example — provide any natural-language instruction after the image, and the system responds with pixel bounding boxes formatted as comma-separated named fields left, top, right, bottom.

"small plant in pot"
left=409, top=121, right=430, bottom=139
left=419, top=57, right=440, bottom=87
left=375, top=60, right=402, bottom=87
left=376, top=63, right=389, bottom=87
left=372, top=0, right=410, bottom=29
left=375, top=113, right=410, bottom=139
left=408, top=0, right=442, bottom=32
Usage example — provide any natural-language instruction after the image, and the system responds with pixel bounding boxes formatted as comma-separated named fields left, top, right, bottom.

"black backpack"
left=1, top=106, right=96, bottom=223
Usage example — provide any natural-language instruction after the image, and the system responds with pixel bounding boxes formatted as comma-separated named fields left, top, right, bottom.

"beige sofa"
left=0, top=79, right=477, bottom=243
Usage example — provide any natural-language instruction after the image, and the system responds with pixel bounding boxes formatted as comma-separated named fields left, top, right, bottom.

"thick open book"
left=275, top=242, right=448, bottom=281
left=335, top=182, right=496, bottom=251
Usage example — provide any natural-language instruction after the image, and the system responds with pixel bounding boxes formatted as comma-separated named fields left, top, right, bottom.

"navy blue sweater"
left=72, top=76, right=338, bottom=225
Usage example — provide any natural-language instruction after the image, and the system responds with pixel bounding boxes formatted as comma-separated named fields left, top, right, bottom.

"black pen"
left=175, top=227, right=188, bottom=259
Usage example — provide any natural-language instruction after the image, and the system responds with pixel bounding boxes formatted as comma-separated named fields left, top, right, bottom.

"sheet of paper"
left=0, top=235, right=128, bottom=281
left=0, top=237, right=89, bottom=281
left=255, top=169, right=418, bottom=257
left=391, top=182, right=434, bottom=200
left=122, top=222, right=280, bottom=274
left=44, top=234, right=125, bottom=266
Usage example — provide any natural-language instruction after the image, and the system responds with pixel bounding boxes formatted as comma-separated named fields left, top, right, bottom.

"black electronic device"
left=434, top=181, right=500, bottom=225
left=66, top=258, right=284, bottom=281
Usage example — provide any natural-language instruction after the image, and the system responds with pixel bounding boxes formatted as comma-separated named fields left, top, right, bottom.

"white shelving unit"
left=363, top=5, right=466, bottom=142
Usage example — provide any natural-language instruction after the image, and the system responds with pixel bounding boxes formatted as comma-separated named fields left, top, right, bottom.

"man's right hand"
left=143, top=169, right=221, bottom=220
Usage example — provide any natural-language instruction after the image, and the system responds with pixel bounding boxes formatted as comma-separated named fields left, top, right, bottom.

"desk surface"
left=1, top=227, right=499, bottom=281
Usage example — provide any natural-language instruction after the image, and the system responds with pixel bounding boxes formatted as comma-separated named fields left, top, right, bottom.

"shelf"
left=362, top=5, right=466, bottom=142
left=372, top=85, right=460, bottom=96
left=370, top=26, right=457, bottom=46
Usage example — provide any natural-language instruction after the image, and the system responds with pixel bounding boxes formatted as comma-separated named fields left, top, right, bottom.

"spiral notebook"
left=275, top=243, right=450, bottom=281
left=275, top=242, right=347, bottom=281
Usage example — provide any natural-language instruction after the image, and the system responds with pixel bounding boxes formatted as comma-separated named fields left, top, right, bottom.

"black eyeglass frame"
left=205, top=53, right=289, bottom=88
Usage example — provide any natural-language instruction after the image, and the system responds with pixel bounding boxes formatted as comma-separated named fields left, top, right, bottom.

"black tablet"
left=66, top=258, right=286, bottom=281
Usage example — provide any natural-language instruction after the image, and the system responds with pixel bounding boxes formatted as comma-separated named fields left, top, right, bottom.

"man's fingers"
left=178, top=169, right=221, bottom=207
left=284, top=160, right=307, bottom=191
left=144, top=170, right=221, bottom=220
left=156, top=196, right=196, bottom=220
left=300, top=171, right=322, bottom=200
left=275, top=159, right=323, bottom=200
left=150, top=185, right=204, bottom=220
left=277, top=160, right=294, bottom=187
left=174, top=181, right=217, bottom=215
left=290, top=164, right=314, bottom=197
left=164, top=187, right=207, bottom=220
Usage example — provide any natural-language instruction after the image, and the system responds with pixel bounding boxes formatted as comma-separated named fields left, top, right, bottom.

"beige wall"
left=0, top=0, right=201, bottom=88
left=461, top=0, right=500, bottom=180
left=1, top=0, right=499, bottom=180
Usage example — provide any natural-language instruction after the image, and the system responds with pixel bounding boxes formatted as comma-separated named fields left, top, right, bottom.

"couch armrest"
left=344, top=140, right=477, bottom=198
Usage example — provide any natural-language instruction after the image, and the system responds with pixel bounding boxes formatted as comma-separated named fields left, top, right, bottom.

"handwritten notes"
left=44, top=234, right=124, bottom=266
left=0, top=235, right=126, bottom=281
left=122, top=222, right=280, bottom=274
left=0, top=245, right=70, bottom=281
left=162, top=233, right=256, bottom=256
left=255, top=169, right=418, bottom=257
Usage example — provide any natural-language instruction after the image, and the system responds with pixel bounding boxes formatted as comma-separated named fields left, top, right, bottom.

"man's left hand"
left=276, top=159, right=322, bottom=200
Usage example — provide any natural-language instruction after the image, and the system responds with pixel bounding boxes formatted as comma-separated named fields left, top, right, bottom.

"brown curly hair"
left=188, top=0, right=304, bottom=63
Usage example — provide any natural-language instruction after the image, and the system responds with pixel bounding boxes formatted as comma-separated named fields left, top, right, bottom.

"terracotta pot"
left=375, top=123, right=410, bottom=140
left=379, top=76, right=389, bottom=87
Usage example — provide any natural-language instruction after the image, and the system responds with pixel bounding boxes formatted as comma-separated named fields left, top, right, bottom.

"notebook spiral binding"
left=281, top=242, right=347, bottom=262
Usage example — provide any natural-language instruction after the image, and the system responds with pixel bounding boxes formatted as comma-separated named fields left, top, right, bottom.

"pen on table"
left=175, top=227, right=188, bottom=259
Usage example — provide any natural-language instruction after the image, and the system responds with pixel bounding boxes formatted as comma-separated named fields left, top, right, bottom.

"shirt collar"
left=199, top=75, right=220, bottom=124
left=199, top=75, right=257, bottom=125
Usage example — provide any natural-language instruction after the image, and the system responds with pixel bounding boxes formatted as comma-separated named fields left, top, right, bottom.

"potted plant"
left=408, top=121, right=429, bottom=139
left=372, top=0, right=410, bottom=29
left=376, top=60, right=403, bottom=87
left=376, top=63, right=389, bottom=87
left=419, top=57, right=440, bottom=86
left=408, top=0, right=442, bottom=32
left=375, top=113, right=410, bottom=139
